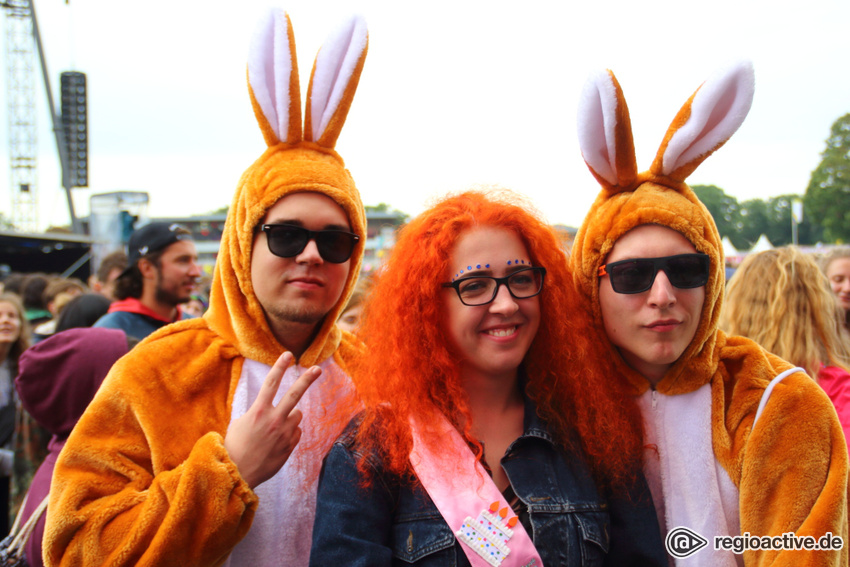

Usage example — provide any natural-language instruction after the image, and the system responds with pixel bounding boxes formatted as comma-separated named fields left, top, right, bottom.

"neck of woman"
left=460, top=367, right=525, bottom=491
left=462, top=367, right=525, bottom=438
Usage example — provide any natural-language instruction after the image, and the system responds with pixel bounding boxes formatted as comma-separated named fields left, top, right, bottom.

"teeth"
left=487, top=327, right=516, bottom=337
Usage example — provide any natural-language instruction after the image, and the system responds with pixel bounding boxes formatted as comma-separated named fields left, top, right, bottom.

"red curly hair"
left=346, top=190, right=644, bottom=493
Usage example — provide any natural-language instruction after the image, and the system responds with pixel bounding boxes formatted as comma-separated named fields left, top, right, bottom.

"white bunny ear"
left=247, top=9, right=302, bottom=146
left=305, top=14, right=368, bottom=148
left=577, top=69, right=638, bottom=192
left=652, top=60, right=755, bottom=182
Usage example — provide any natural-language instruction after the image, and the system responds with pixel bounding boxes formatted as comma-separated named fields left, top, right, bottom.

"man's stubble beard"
left=154, top=271, right=192, bottom=307
left=266, top=303, right=328, bottom=326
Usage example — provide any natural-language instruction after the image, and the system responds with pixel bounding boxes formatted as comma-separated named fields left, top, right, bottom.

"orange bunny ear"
left=651, top=60, right=755, bottom=182
left=304, top=14, right=368, bottom=148
left=576, top=69, right=638, bottom=194
left=247, top=9, right=302, bottom=146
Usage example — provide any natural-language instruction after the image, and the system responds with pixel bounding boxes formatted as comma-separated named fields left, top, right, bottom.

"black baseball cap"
left=120, top=222, right=193, bottom=277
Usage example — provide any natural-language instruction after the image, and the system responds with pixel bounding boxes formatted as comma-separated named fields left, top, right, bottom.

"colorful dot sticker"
left=452, top=263, right=493, bottom=282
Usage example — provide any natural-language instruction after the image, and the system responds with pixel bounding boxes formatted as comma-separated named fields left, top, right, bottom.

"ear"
left=577, top=69, right=638, bottom=192
left=247, top=9, right=302, bottom=146
left=651, top=60, right=755, bottom=182
left=137, top=258, right=158, bottom=281
left=304, top=14, right=368, bottom=148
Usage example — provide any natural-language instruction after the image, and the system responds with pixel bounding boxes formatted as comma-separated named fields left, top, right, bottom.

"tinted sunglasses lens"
left=315, top=232, right=356, bottom=264
left=266, top=226, right=309, bottom=258
left=609, top=260, right=655, bottom=293
left=666, top=256, right=709, bottom=288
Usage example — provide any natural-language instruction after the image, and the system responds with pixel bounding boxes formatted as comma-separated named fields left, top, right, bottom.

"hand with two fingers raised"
left=224, top=352, right=322, bottom=489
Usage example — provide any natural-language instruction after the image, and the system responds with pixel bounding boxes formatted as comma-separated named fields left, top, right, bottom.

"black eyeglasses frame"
left=441, top=266, right=547, bottom=306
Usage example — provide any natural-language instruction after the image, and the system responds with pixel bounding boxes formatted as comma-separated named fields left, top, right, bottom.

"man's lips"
left=645, top=319, right=681, bottom=332
left=288, top=276, right=324, bottom=289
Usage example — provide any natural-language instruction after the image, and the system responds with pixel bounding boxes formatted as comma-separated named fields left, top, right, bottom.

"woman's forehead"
left=450, top=227, right=530, bottom=269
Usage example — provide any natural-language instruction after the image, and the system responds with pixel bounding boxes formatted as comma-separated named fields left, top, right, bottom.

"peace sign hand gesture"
left=224, top=352, right=321, bottom=489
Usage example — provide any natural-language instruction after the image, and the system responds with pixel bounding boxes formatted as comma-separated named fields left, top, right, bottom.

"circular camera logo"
left=665, top=526, right=709, bottom=558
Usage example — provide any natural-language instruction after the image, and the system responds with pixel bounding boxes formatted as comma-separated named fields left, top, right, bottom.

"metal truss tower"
left=3, top=0, right=38, bottom=232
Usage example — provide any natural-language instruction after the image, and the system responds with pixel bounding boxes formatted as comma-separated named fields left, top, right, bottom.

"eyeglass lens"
left=457, top=268, right=544, bottom=306
left=263, top=224, right=357, bottom=264
left=607, top=254, right=709, bottom=294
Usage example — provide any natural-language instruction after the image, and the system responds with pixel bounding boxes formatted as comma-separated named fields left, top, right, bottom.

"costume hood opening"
left=204, top=10, right=368, bottom=367
left=570, top=62, right=755, bottom=394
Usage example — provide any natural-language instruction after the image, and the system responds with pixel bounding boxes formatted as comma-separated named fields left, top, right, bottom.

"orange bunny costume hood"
left=571, top=64, right=742, bottom=396
left=44, top=10, right=369, bottom=567
left=570, top=62, right=847, bottom=566
left=205, top=10, right=367, bottom=368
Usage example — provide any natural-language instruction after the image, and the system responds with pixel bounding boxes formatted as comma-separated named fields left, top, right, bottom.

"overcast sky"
left=2, top=0, right=848, bottom=231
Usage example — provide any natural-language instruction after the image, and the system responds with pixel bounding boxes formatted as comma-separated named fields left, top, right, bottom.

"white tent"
left=750, top=234, right=774, bottom=253
left=722, top=236, right=739, bottom=257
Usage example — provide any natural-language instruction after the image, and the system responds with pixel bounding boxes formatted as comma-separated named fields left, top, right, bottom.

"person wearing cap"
left=45, top=11, right=368, bottom=567
left=93, top=222, right=201, bottom=341
left=572, top=63, right=847, bottom=565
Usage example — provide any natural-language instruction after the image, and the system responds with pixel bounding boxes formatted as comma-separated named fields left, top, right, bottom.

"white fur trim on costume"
left=224, top=357, right=353, bottom=567
left=309, top=14, right=368, bottom=142
left=661, top=60, right=755, bottom=176
left=639, top=385, right=742, bottom=567
left=753, top=367, right=806, bottom=427
left=248, top=8, right=295, bottom=144
left=577, top=69, right=621, bottom=186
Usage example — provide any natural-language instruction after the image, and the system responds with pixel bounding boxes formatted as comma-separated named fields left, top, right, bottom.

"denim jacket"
left=310, top=398, right=667, bottom=566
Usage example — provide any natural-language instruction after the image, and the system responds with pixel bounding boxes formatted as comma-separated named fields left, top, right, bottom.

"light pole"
left=791, top=199, right=803, bottom=246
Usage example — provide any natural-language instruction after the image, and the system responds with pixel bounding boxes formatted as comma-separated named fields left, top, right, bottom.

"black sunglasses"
left=257, top=224, right=360, bottom=264
left=598, top=253, right=710, bottom=294
left=442, top=267, right=547, bottom=306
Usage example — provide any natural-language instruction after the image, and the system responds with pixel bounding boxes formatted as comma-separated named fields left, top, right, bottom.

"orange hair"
left=346, top=190, right=644, bottom=493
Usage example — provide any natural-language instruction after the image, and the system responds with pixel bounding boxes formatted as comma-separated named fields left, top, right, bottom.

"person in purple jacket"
left=14, top=327, right=129, bottom=567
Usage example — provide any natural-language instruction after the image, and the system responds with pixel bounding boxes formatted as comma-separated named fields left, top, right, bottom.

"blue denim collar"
left=519, top=387, right=555, bottom=445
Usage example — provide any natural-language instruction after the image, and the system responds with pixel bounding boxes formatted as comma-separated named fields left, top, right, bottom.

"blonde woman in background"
left=721, top=246, right=850, bottom=451
left=821, top=247, right=850, bottom=334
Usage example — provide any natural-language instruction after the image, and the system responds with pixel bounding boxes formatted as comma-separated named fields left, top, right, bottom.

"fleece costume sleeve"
left=716, top=339, right=849, bottom=567
left=44, top=324, right=256, bottom=567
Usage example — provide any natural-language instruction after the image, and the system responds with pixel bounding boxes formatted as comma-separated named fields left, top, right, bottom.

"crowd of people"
left=0, top=221, right=212, bottom=566
left=0, top=8, right=848, bottom=567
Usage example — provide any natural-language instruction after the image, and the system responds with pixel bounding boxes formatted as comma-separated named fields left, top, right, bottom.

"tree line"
left=694, top=113, right=850, bottom=250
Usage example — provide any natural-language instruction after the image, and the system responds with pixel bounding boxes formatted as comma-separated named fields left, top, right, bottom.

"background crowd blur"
left=2, top=232, right=850, bottom=564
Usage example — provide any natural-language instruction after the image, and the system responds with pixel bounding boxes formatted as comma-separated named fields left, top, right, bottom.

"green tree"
left=761, top=194, right=822, bottom=246
left=738, top=198, right=770, bottom=249
left=692, top=185, right=747, bottom=250
left=804, top=113, right=850, bottom=243
left=365, top=203, right=408, bottom=222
